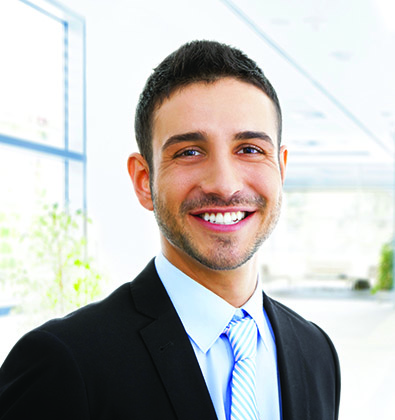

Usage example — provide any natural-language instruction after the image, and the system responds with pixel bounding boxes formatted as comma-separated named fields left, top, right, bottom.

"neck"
left=162, top=246, right=259, bottom=308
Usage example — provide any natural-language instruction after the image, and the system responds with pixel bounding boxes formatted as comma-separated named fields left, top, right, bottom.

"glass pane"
left=0, top=0, right=65, bottom=147
left=0, top=144, right=66, bottom=322
left=68, top=159, right=85, bottom=212
left=0, top=145, right=88, bottom=354
left=0, top=144, right=65, bottom=233
left=67, top=25, right=85, bottom=154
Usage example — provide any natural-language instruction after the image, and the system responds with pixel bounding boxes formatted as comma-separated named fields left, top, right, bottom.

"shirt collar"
left=155, top=253, right=270, bottom=353
left=242, top=281, right=270, bottom=351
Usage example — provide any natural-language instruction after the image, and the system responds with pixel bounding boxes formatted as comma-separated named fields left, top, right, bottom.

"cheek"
left=155, top=171, right=195, bottom=205
left=249, top=171, right=282, bottom=198
left=160, top=164, right=200, bottom=191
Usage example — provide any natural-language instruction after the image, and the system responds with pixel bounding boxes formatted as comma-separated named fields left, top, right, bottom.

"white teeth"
left=216, top=213, right=224, bottom=224
left=201, top=211, right=246, bottom=225
left=224, top=213, right=232, bottom=224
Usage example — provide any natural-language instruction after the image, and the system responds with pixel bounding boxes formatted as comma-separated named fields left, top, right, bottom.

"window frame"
left=0, top=0, right=87, bottom=214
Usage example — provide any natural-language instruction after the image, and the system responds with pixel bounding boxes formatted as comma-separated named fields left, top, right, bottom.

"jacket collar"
left=129, top=259, right=218, bottom=420
left=263, top=293, right=310, bottom=420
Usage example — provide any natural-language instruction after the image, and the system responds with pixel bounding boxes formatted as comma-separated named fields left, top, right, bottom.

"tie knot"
left=225, top=313, right=257, bottom=362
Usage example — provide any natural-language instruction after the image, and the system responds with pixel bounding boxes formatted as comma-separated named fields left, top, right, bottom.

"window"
left=0, top=0, right=87, bottom=333
left=0, top=0, right=86, bottom=212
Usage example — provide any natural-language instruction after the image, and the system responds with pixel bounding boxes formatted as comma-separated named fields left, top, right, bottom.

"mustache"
left=180, top=193, right=267, bottom=214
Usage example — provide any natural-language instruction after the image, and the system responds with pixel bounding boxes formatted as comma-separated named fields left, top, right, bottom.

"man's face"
left=150, top=77, right=287, bottom=271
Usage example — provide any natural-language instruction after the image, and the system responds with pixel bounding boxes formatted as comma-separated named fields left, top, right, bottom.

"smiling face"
left=132, top=77, right=287, bottom=277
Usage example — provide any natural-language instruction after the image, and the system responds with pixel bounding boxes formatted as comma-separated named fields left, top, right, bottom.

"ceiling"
left=220, top=0, right=395, bottom=190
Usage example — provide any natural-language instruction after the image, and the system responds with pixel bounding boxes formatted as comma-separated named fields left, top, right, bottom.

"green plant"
left=19, top=203, right=104, bottom=314
left=0, top=212, right=27, bottom=292
left=373, top=242, right=393, bottom=292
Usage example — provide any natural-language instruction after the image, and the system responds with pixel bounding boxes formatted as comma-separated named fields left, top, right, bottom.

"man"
left=0, top=40, right=340, bottom=420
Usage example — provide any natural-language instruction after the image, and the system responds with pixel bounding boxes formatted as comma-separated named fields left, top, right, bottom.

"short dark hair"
left=135, top=40, right=282, bottom=170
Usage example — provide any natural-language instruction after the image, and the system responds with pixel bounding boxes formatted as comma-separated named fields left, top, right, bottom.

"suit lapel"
left=264, top=294, right=311, bottom=420
left=130, top=260, right=218, bottom=420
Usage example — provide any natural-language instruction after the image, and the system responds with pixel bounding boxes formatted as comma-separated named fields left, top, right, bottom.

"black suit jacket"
left=0, top=259, right=340, bottom=419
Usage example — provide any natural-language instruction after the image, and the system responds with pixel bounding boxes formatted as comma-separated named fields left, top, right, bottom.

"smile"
left=198, top=211, right=247, bottom=225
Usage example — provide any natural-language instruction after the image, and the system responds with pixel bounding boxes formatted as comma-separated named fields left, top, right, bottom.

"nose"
left=200, top=154, right=243, bottom=200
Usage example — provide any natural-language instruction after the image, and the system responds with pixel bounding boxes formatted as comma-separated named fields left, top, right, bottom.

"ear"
left=127, top=153, right=154, bottom=211
left=279, top=145, right=288, bottom=185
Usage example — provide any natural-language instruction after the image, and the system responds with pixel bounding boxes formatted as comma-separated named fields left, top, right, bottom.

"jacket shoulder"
left=265, top=294, right=335, bottom=347
left=264, top=294, right=341, bottom=420
left=39, top=258, right=159, bottom=339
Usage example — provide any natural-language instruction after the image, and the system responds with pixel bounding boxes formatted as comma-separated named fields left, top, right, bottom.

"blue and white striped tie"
left=225, top=313, right=259, bottom=420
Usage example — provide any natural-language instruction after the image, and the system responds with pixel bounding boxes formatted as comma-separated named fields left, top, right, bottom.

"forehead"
left=152, top=77, right=278, bottom=147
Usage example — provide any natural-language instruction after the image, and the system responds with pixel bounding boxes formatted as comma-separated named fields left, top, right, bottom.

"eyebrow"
left=234, top=131, right=274, bottom=146
left=161, top=131, right=207, bottom=152
left=161, top=129, right=274, bottom=152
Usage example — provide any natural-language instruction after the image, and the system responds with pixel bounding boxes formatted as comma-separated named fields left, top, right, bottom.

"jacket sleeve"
left=0, top=330, right=90, bottom=420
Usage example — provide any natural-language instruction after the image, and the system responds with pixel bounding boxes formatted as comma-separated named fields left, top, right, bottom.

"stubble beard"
left=152, top=190, right=282, bottom=271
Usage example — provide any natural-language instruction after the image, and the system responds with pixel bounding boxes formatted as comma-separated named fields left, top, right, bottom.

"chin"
left=187, top=245, right=257, bottom=271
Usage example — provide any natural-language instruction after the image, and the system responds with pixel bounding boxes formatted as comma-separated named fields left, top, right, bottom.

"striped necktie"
left=225, top=313, right=259, bottom=420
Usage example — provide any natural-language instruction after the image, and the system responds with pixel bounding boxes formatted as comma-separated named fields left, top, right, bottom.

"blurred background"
left=0, top=0, right=394, bottom=418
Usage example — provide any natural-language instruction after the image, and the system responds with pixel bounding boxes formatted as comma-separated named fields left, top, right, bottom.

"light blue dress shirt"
left=155, top=254, right=281, bottom=420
